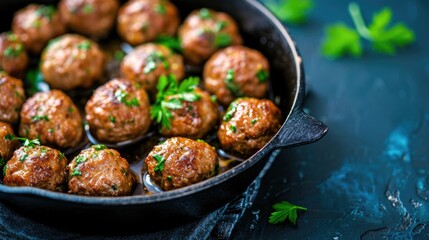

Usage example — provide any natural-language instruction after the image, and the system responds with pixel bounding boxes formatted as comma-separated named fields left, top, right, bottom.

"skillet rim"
left=0, top=0, right=304, bottom=205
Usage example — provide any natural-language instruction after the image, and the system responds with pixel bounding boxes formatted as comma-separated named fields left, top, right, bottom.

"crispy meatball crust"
left=0, top=32, right=29, bottom=77
left=145, top=137, right=218, bottom=191
left=0, top=122, right=21, bottom=162
left=85, top=79, right=151, bottom=143
left=41, top=34, right=105, bottom=90
left=217, top=98, right=282, bottom=157
left=68, top=146, right=136, bottom=196
left=117, top=0, right=180, bottom=46
left=204, top=46, right=270, bottom=106
left=19, top=90, right=83, bottom=149
left=3, top=145, right=68, bottom=192
left=59, top=0, right=119, bottom=38
left=0, top=72, right=26, bottom=124
left=120, top=43, right=184, bottom=93
left=178, top=8, right=243, bottom=65
left=12, top=4, right=66, bottom=54
left=160, top=88, right=219, bottom=139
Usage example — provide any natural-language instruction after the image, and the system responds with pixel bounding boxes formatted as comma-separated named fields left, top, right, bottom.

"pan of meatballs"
left=0, top=0, right=327, bottom=228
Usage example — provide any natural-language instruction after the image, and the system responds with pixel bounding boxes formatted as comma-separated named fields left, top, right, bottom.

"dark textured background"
left=1, top=0, right=429, bottom=239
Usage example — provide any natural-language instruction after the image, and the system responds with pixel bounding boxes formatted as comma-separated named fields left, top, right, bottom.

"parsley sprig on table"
left=322, top=3, right=415, bottom=59
left=269, top=200, right=307, bottom=225
left=265, top=0, right=314, bottom=25
left=150, top=75, right=201, bottom=130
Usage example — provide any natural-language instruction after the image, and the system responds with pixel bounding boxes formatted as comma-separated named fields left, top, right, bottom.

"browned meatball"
left=40, top=34, right=105, bottom=90
left=178, top=8, right=243, bottom=65
left=59, top=0, right=119, bottom=38
left=12, top=4, right=66, bottom=54
left=19, top=90, right=83, bottom=149
left=117, top=0, right=179, bottom=46
left=85, top=79, right=151, bottom=143
left=0, top=32, right=29, bottom=77
left=0, top=72, right=26, bottom=124
left=68, top=145, right=136, bottom=196
left=0, top=122, right=20, bottom=164
left=120, top=43, right=184, bottom=93
left=160, top=88, right=219, bottom=139
left=204, top=46, right=270, bottom=106
left=217, top=98, right=282, bottom=157
left=3, top=145, right=67, bottom=192
left=145, top=137, right=218, bottom=191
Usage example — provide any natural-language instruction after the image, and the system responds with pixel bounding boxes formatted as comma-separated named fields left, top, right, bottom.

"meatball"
left=178, top=8, right=243, bottom=65
left=41, top=34, right=105, bottom=90
left=217, top=98, right=282, bottom=157
left=19, top=90, right=83, bottom=149
left=117, top=0, right=180, bottom=46
left=204, top=46, right=270, bottom=106
left=12, top=4, right=66, bottom=54
left=145, top=137, right=218, bottom=191
left=160, top=88, right=219, bottom=139
left=3, top=145, right=67, bottom=192
left=68, top=145, right=135, bottom=196
left=0, top=32, right=29, bottom=77
left=120, top=43, right=184, bottom=94
left=0, top=72, right=26, bottom=124
left=0, top=122, right=21, bottom=164
left=59, top=0, right=119, bottom=38
left=85, top=79, right=151, bottom=143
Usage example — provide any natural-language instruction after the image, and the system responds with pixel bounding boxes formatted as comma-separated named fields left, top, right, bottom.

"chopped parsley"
left=3, top=44, right=24, bottom=57
left=167, top=175, right=173, bottom=181
left=92, top=144, right=107, bottom=151
left=256, top=69, right=269, bottom=83
left=49, top=128, right=54, bottom=133
left=2, top=165, right=6, bottom=176
left=150, top=75, right=201, bottom=130
left=214, top=33, right=232, bottom=48
left=153, top=154, right=166, bottom=172
left=155, top=36, right=182, bottom=53
left=109, top=115, right=116, bottom=123
left=154, top=4, right=166, bottom=15
left=72, top=168, right=82, bottom=176
left=31, top=115, right=49, bottom=122
left=82, top=4, right=94, bottom=14
left=215, top=21, right=228, bottom=32
left=121, top=167, right=128, bottom=176
left=76, top=155, right=87, bottom=165
left=114, top=50, right=125, bottom=61
left=68, top=106, right=74, bottom=113
left=224, top=69, right=241, bottom=96
left=229, top=125, right=237, bottom=133
left=144, top=51, right=170, bottom=74
left=199, top=8, right=211, bottom=19
left=210, top=95, right=217, bottom=103
left=20, top=154, right=28, bottom=162
left=251, top=118, right=258, bottom=125
left=77, top=41, right=91, bottom=50
left=5, top=134, right=40, bottom=148
left=40, top=147, right=47, bottom=153
left=114, top=89, right=140, bottom=107
left=35, top=5, right=56, bottom=21
left=223, top=101, right=237, bottom=121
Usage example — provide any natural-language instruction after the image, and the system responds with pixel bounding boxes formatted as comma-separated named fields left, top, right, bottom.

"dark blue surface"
left=1, top=0, right=429, bottom=239
left=232, top=0, right=429, bottom=239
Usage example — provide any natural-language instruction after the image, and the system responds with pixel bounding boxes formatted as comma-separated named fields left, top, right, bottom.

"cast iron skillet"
left=0, top=0, right=328, bottom=231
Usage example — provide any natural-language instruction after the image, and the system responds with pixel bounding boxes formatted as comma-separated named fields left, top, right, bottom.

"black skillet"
left=0, top=0, right=328, bottom=231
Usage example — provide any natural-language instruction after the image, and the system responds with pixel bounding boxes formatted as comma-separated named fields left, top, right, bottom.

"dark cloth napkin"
left=0, top=150, right=279, bottom=240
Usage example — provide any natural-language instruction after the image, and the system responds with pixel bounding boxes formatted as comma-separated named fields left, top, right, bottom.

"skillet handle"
left=273, top=108, right=328, bottom=149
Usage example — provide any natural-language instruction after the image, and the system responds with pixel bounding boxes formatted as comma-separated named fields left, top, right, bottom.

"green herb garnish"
left=167, top=175, right=173, bottom=181
left=150, top=75, right=201, bottom=130
left=3, top=44, right=24, bottom=57
left=72, top=168, right=82, bottom=176
left=68, top=106, right=74, bottom=113
left=114, top=89, right=140, bottom=107
left=153, top=154, right=166, bottom=172
left=82, top=4, right=94, bottom=14
left=109, top=115, right=116, bottom=123
left=256, top=69, right=269, bottom=83
left=77, top=41, right=91, bottom=51
left=154, top=4, right=166, bottom=15
left=20, top=154, right=28, bottom=162
left=215, top=21, right=228, bottom=32
left=322, top=3, right=415, bottom=59
left=5, top=134, right=40, bottom=148
left=214, top=33, right=232, bottom=48
left=144, top=51, right=170, bottom=73
left=229, top=125, right=237, bottom=133
left=155, top=36, right=182, bottom=53
left=114, top=50, right=125, bottom=61
left=31, top=115, right=49, bottom=122
left=76, top=155, right=87, bottom=165
left=92, top=144, right=107, bottom=151
left=121, top=167, right=128, bottom=176
left=35, top=5, right=56, bottom=21
left=265, top=0, right=313, bottom=25
left=199, top=8, right=211, bottom=19
left=251, top=118, right=258, bottom=125
left=269, top=201, right=307, bottom=225
left=2, top=165, right=6, bottom=176
left=223, top=101, right=237, bottom=122
left=224, top=69, right=241, bottom=96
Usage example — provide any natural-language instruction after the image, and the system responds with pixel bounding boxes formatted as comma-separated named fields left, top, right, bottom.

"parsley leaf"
left=5, top=134, right=40, bottom=148
left=269, top=201, right=307, bottom=225
left=265, top=0, right=313, bottom=25
left=150, top=75, right=201, bottom=130
left=153, top=154, right=166, bottom=172
left=114, top=89, right=140, bottom=107
left=144, top=51, right=169, bottom=74
left=321, top=23, right=362, bottom=59
left=155, top=36, right=182, bottom=53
